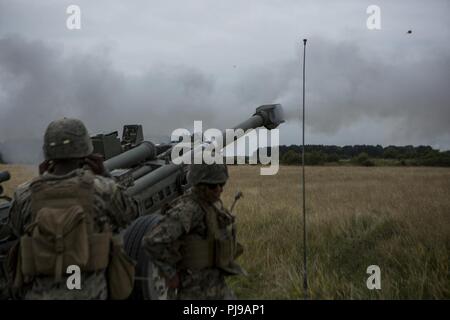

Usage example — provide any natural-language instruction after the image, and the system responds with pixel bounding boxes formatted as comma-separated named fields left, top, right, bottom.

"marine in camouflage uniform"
left=7, top=118, right=138, bottom=300
left=143, top=163, right=245, bottom=300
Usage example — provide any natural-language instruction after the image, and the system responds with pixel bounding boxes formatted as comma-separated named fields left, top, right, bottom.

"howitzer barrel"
left=131, top=165, right=153, bottom=180
left=126, top=104, right=285, bottom=197
left=105, top=141, right=156, bottom=171
left=231, top=115, right=263, bottom=132
left=232, top=104, right=284, bottom=131
left=127, top=163, right=179, bottom=196
left=0, top=171, right=10, bottom=184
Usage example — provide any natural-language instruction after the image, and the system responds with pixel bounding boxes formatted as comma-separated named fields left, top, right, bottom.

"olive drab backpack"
left=18, top=170, right=111, bottom=283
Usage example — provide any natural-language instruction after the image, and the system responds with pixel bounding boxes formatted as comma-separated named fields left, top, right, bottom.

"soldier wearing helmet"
left=143, top=162, right=245, bottom=300
left=7, top=118, right=138, bottom=300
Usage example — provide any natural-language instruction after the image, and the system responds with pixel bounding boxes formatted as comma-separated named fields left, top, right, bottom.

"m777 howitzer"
left=94, top=104, right=285, bottom=216
left=97, top=104, right=285, bottom=299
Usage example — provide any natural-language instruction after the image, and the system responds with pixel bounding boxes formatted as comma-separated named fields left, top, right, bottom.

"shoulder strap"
left=29, top=170, right=96, bottom=229
left=195, top=200, right=220, bottom=239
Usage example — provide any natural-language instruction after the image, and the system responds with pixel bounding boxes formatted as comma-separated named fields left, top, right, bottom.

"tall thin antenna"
left=302, top=38, right=308, bottom=300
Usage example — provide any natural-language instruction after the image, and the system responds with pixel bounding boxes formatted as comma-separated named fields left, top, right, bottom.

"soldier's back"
left=160, top=191, right=236, bottom=299
left=9, top=168, right=135, bottom=300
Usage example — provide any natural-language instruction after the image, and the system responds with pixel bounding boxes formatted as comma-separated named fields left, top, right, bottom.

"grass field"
left=223, top=165, right=450, bottom=299
left=1, top=164, right=449, bottom=299
left=0, top=164, right=37, bottom=197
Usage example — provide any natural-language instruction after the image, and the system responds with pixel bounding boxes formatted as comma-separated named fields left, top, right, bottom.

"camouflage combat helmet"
left=187, top=163, right=229, bottom=186
left=43, top=118, right=94, bottom=160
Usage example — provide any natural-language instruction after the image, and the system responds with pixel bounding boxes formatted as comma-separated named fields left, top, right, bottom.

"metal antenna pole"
left=302, top=38, right=308, bottom=300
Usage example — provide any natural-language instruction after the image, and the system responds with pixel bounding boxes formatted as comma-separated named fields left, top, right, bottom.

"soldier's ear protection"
left=82, top=154, right=109, bottom=177
left=39, top=159, right=55, bottom=174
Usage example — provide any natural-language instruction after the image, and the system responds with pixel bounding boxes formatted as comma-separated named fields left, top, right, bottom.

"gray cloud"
left=232, top=38, right=450, bottom=147
left=1, top=1, right=450, bottom=163
left=0, top=35, right=221, bottom=162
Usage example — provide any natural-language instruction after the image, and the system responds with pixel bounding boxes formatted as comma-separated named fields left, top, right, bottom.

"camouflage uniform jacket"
left=8, top=168, right=138, bottom=300
left=143, top=190, right=239, bottom=300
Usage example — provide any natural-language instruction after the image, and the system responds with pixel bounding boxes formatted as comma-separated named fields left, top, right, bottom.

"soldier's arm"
left=106, top=183, right=139, bottom=231
left=94, top=176, right=139, bottom=232
left=6, top=200, right=20, bottom=237
left=7, top=185, right=31, bottom=237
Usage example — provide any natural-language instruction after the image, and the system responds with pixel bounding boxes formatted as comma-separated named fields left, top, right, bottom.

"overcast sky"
left=0, top=0, right=449, bottom=162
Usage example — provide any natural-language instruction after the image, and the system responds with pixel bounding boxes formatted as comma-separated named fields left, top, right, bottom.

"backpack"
left=19, top=170, right=111, bottom=283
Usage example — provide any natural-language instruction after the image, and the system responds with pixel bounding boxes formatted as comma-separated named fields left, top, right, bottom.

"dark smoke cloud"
left=0, top=35, right=219, bottom=163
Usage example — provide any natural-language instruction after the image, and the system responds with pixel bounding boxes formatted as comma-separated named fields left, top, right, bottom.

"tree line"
left=258, top=145, right=450, bottom=167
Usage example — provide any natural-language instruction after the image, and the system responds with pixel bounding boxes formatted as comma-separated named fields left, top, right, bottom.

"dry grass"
left=222, top=166, right=450, bottom=299
left=1, top=164, right=449, bottom=299
left=0, top=164, right=37, bottom=197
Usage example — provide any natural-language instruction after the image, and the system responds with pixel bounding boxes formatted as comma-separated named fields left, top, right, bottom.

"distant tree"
left=372, top=145, right=384, bottom=158
left=402, top=145, right=417, bottom=159
left=326, top=153, right=340, bottom=163
left=416, top=145, right=433, bottom=157
left=342, top=145, right=356, bottom=158
left=419, top=151, right=450, bottom=167
left=305, top=151, right=326, bottom=165
left=383, top=146, right=400, bottom=159
left=354, top=152, right=375, bottom=166
left=281, top=150, right=301, bottom=165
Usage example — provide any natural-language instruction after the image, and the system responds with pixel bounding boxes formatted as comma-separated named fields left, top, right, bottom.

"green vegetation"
left=275, top=145, right=450, bottom=167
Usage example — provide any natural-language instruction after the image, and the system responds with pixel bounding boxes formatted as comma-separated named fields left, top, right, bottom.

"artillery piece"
left=94, top=104, right=285, bottom=217
left=95, top=104, right=285, bottom=299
